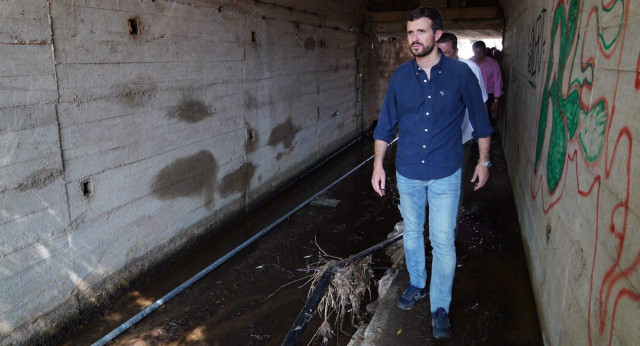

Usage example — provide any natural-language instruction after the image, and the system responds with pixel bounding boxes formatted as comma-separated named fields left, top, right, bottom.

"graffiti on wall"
left=527, top=8, right=547, bottom=86
left=530, top=0, right=638, bottom=345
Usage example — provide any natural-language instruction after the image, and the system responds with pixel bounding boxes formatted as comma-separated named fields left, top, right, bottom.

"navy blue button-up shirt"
left=373, top=54, right=493, bottom=181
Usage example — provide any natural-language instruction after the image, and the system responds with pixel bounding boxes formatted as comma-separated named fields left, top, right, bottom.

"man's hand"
left=371, top=140, right=389, bottom=196
left=371, top=166, right=386, bottom=196
left=471, top=164, right=489, bottom=191
left=490, top=100, right=499, bottom=118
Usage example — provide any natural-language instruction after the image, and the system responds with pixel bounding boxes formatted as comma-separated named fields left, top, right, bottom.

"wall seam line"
left=47, top=1, right=73, bottom=227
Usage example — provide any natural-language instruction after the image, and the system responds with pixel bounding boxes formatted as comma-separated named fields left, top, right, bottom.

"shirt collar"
left=412, top=48, right=448, bottom=75
left=473, top=56, right=487, bottom=63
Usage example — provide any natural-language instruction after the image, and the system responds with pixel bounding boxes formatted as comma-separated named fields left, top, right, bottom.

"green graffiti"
left=534, top=0, right=625, bottom=191
left=596, top=0, right=625, bottom=50
left=579, top=101, right=607, bottom=162
left=548, top=92, right=568, bottom=191
left=534, top=0, right=580, bottom=191
left=562, top=89, right=581, bottom=139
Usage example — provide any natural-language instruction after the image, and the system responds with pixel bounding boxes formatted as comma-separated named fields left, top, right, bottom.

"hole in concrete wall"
left=218, top=6, right=223, bottom=13
left=317, top=106, right=320, bottom=116
left=546, top=219, right=552, bottom=244
left=252, top=31, right=256, bottom=42
left=128, top=18, right=138, bottom=35
left=82, top=179, right=94, bottom=197
left=248, top=129, right=255, bottom=141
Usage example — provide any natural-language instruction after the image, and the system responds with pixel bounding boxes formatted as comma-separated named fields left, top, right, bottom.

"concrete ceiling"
left=366, top=0, right=504, bottom=39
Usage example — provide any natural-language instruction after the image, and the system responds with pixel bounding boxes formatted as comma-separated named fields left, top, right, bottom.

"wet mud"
left=62, top=136, right=400, bottom=345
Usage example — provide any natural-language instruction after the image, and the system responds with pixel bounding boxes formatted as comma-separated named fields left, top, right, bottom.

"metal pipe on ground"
left=91, top=137, right=397, bottom=346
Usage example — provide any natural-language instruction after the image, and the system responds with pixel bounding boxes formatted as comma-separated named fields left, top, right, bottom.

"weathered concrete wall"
left=362, top=35, right=412, bottom=127
left=0, top=0, right=367, bottom=343
left=499, top=0, right=640, bottom=344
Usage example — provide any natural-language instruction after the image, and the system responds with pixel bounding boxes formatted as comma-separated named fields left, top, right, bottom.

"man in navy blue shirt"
left=370, top=7, right=493, bottom=339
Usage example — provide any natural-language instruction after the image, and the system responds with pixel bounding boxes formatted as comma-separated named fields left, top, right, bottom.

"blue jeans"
left=396, top=169, right=461, bottom=313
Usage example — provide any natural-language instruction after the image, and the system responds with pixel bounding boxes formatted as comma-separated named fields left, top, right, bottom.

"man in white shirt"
left=437, top=33, right=488, bottom=235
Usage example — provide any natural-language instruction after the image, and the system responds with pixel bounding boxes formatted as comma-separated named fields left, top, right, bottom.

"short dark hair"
left=472, top=40, right=486, bottom=50
left=406, top=7, right=443, bottom=33
left=437, top=32, right=458, bottom=50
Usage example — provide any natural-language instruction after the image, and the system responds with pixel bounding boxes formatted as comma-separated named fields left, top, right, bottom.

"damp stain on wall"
left=17, top=168, right=62, bottom=192
left=304, top=37, right=316, bottom=51
left=113, top=75, right=157, bottom=109
left=218, top=161, right=257, bottom=197
left=167, top=98, right=212, bottom=123
left=151, top=151, right=217, bottom=208
left=245, top=123, right=259, bottom=154
left=243, top=90, right=260, bottom=110
left=267, top=118, right=301, bottom=150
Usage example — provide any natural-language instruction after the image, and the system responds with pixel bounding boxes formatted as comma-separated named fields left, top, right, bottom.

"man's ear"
left=434, top=29, right=443, bottom=41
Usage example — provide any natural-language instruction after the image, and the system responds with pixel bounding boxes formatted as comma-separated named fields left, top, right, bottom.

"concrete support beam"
left=366, top=6, right=504, bottom=34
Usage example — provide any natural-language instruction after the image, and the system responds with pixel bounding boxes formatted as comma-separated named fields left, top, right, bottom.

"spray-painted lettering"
left=527, top=9, right=547, bottom=84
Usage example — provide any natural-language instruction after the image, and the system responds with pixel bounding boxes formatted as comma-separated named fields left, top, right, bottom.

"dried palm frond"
left=306, top=241, right=375, bottom=345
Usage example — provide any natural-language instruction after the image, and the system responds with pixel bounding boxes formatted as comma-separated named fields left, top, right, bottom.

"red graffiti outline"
left=635, top=52, right=640, bottom=90
left=529, top=1, right=636, bottom=345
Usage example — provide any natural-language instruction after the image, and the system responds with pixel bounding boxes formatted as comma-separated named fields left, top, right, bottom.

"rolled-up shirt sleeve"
left=461, top=67, right=493, bottom=140
left=372, top=73, right=398, bottom=143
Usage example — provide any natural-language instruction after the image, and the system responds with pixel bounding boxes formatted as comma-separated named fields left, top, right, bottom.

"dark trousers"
left=486, top=93, right=495, bottom=110
left=455, top=140, right=473, bottom=238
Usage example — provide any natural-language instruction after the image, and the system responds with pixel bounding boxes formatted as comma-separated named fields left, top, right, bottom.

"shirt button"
left=423, top=80, right=427, bottom=83
left=421, top=160, right=425, bottom=163
left=424, top=128, right=428, bottom=132
left=423, top=145, right=426, bottom=148
left=428, top=95, right=431, bottom=98
left=426, top=112, right=429, bottom=115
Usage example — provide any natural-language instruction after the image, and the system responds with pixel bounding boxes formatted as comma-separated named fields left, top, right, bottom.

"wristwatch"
left=478, top=160, right=492, bottom=168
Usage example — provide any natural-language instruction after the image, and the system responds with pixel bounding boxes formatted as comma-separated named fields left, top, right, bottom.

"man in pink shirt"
left=470, top=40, right=503, bottom=122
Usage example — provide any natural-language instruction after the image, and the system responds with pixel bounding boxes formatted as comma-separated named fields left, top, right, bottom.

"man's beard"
left=410, top=41, right=435, bottom=57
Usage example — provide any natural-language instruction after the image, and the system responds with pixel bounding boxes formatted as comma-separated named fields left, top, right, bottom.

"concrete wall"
left=0, top=0, right=368, bottom=343
left=499, top=0, right=640, bottom=344
left=362, top=34, right=412, bottom=127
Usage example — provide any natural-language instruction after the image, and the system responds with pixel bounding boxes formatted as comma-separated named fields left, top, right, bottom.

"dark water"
left=61, top=135, right=402, bottom=345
